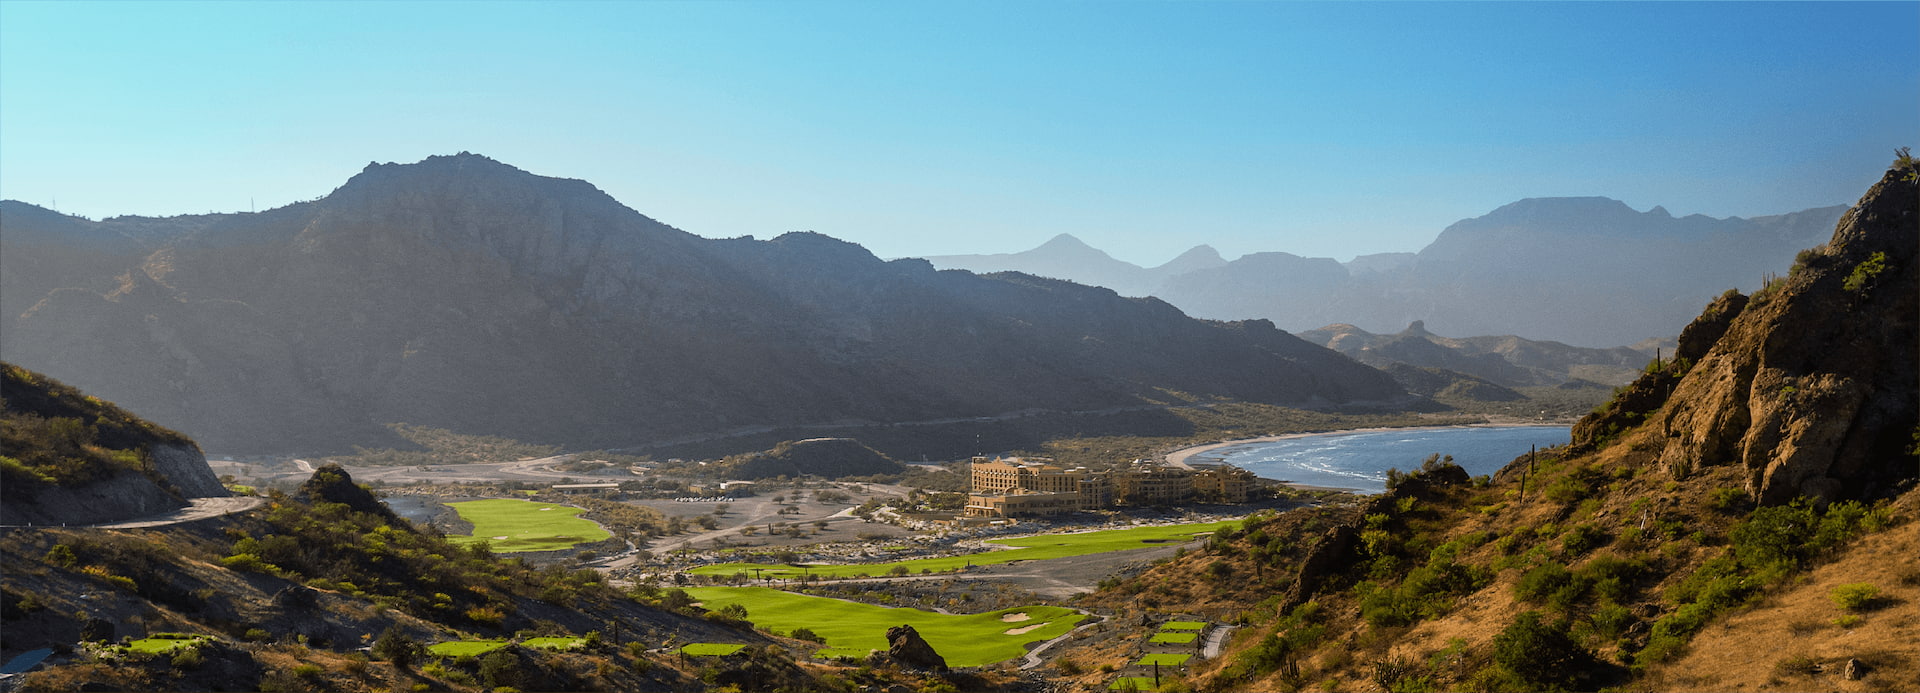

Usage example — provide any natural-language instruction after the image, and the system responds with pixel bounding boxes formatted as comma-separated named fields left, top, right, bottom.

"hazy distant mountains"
left=923, top=199, right=1848, bottom=347
left=0, top=154, right=1404, bottom=454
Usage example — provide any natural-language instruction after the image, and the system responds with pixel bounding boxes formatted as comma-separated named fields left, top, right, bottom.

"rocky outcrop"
left=1570, top=290, right=1751, bottom=450
left=1617, top=164, right=1917, bottom=504
left=0, top=363, right=226, bottom=525
left=884, top=624, right=947, bottom=670
left=297, top=464, right=401, bottom=524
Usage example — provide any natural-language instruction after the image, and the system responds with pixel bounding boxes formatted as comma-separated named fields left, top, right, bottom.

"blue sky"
left=2, top=2, right=1915, bottom=265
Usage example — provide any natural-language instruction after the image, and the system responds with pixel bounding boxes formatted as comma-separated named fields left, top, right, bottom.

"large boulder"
left=885, top=624, right=947, bottom=671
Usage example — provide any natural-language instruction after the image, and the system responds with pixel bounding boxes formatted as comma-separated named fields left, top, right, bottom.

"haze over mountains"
left=0, top=153, right=1404, bottom=455
left=924, top=199, right=1848, bottom=347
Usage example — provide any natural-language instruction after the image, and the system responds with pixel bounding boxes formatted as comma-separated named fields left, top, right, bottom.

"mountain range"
left=923, top=199, right=1847, bottom=347
left=0, top=153, right=1404, bottom=455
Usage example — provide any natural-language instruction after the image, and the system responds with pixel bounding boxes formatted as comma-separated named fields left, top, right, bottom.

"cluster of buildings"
left=963, top=456, right=1258, bottom=518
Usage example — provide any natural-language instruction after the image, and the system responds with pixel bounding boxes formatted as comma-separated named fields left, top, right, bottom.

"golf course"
left=692, top=519, right=1240, bottom=580
left=682, top=587, right=1086, bottom=667
left=443, top=498, right=610, bottom=552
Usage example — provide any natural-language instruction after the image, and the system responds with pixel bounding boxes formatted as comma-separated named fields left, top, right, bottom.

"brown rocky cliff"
left=1632, top=163, right=1917, bottom=504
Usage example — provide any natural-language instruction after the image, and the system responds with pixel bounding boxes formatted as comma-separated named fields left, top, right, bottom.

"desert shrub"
left=1843, top=251, right=1889, bottom=294
left=1559, top=524, right=1606, bottom=556
left=478, top=649, right=520, bottom=689
left=1828, top=583, right=1880, bottom=612
left=1492, top=611, right=1591, bottom=689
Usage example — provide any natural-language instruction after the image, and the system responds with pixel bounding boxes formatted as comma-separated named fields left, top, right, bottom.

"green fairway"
left=444, top=498, right=610, bottom=552
left=126, top=634, right=207, bottom=654
left=680, top=643, right=746, bottom=656
left=1148, top=632, right=1197, bottom=644
left=1160, top=621, right=1207, bottom=631
left=1110, top=676, right=1161, bottom=690
left=685, top=587, right=1085, bottom=667
left=428, top=640, right=509, bottom=657
left=1135, top=653, right=1192, bottom=666
left=522, top=637, right=585, bottom=651
left=693, top=519, right=1241, bottom=579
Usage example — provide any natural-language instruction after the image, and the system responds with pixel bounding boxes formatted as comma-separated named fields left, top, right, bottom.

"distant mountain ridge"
left=0, top=153, right=1405, bottom=455
left=922, top=198, right=1847, bottom=347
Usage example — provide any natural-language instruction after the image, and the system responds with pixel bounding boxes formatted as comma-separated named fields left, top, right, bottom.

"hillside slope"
left=1, top=363, right=225, bottom=525
left=0, top=154, right=1403, bottom=455
left=1059, top=159, right=1918, bottom=693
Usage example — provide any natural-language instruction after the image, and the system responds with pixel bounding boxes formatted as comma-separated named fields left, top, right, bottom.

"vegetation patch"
left=1148, top=632, right=1198, bottom=645
left=695, top=520, right=1240, bottom=579
left=679, top=643, right=746, bottom=656
left=684, top=586, right=1084, bottom=667
left=444, top=498, right=610, bottom=552
left=427, top=640, right=508, bottom=657
left=125, top=633, right=211, bottom=655
left=1160, top=621, right=1208, bottom=631
left=1136, top=653, right=1193, bottom=666
left=1109, top=676, right=1163, bottom=691
left=521, top=636, right=585, bottom=651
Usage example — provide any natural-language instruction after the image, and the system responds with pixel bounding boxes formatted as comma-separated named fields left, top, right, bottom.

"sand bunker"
left=539, top=507, right=553, bottom=511
left=1003, top=623, right=1045, bottom=635
left=492, top=536, right=509, bottom=540
left=1001, top=613, right=1031, bottom=623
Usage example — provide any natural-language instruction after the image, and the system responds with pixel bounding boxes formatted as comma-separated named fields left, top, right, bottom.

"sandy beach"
left=1161, top=422, right=1571, bottom=491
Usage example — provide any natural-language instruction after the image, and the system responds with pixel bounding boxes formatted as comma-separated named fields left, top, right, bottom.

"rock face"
left=884, top=624, right=947, bottom=670
left=1586, top=164, right=1918, bottom=504
left=296, top=464, right=401, bottom=524
left=0, top=153, right=1403, bottom=454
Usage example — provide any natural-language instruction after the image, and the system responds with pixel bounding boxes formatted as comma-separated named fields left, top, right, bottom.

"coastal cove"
left=1175, top=425, right=1572, bottom=494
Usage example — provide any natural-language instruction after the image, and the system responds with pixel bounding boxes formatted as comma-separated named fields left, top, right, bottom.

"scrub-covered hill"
left=1059, top=157, right=1919, bottom=692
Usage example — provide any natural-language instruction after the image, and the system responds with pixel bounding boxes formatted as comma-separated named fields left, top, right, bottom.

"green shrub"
left=1828, top=583, right=1880, bottom=612
left=1843, top=251, right=1888, bottom=294
left=1492, top=611, right=1590, bottom=689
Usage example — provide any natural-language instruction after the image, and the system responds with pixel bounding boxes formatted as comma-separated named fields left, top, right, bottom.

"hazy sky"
left=3, top=2, right=1915, bottom=265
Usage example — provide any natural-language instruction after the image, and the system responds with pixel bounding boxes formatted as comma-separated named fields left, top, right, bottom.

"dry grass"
left=1640, top=499, right=1918, bottom=692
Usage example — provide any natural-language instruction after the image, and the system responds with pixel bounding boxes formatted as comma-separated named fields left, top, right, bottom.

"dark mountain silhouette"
left=921, top=233, right=1227, bottom=298
left=923, top=199, right=1846, bottom=347
left=0, top=154, right=1403, bottom=455
left=1300, top=321, right=1655, bottom=387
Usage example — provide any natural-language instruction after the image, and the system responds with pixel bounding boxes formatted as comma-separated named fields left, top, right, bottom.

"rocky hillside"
left=0, top=363, right=226, bottom=525
left=713, top=438, right=906, bottom=480
left=927, top=198, right=1846, bottom=347
left=0, top=153, right=1404, bottom=455
left=1058, top=160, right=1918, bottom=692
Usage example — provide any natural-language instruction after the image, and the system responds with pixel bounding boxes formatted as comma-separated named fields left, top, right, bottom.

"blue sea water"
left=1196, top=425, right=1572, bottom=494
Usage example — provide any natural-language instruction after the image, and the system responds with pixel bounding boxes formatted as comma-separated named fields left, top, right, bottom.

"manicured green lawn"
left=1160, top=621, right=1207, bottom=631
left=522, top=637, right=585, bottom=651
left=684, top=587, right=1085, bottom=667
left=1148, top=632, right=1197, bottom=644
left=1135, top=653, right=1192, bottom=666
left=1110, top=676, right=1161, bottom=691
left=428, top=640, right=509, bottom=657
left=680, top=643, right=746, bottom=656
left=444, top=498, right=610, bottom=552
left=126, top=634, right=207, bottom=654
left=693, top=519, right=1241, bottom=579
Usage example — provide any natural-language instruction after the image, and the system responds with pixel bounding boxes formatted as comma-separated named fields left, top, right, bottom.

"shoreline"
left=1162, top=422, right=1571, bottom=492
